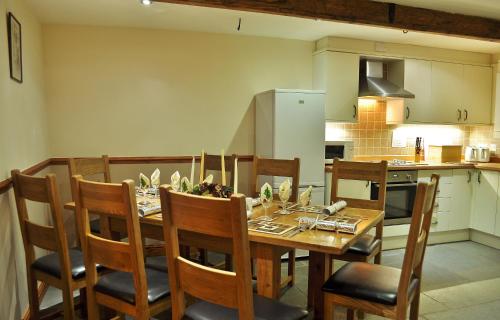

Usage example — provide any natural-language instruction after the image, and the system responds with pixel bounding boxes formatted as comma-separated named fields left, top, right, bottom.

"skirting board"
left=382, top=229, right=470, bottom=250
left=470, top=230, right=500, bottom=250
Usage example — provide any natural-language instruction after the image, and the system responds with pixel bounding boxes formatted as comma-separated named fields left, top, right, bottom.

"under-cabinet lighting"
left=140, top=0, right=152, bottom=6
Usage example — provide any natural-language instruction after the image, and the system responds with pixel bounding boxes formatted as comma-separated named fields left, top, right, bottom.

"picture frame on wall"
left=7, top=12, right=22, bottom=83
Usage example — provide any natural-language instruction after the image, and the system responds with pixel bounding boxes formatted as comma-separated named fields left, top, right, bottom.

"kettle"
left=465, top=146, right=478, bottom=162
left=478, top=145, right=491, bottom=163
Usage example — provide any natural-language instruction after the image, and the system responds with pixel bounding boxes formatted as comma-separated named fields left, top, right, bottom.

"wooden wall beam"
left=155, top=0, right=500, bottom=42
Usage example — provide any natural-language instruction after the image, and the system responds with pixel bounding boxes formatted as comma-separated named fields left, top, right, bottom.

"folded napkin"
left=203, top=174, right=214, bottom=184
left=299, top=186, right=313, bottom=207
left=138, top=202, right=161, bottom=217
left=151, top=168, right=160, bottom=188
left=322, top=200, right=347, bottom=215
left=180, top=176, right=193, bottom=193
left=139, top=173, right=150, bottom=189
left=171, top=171, right=181, bottom=191
left=278, top=179, right=291, bottom=201
left=260, top=182, right=273, bottom=202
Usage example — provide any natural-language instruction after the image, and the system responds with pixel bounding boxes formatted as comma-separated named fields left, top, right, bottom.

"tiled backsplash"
left=325, top=99, right=495, bottom=157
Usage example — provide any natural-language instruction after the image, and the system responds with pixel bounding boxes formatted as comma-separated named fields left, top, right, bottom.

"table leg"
left=308, top=251, right=332, bottom=320
left=255, top=243, right=281, bottom=299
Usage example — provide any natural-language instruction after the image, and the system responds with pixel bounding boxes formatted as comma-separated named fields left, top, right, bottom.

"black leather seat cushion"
left=32, top=248, right=100, bottom=280
left=322, top=262, right=419, bottom=305
left=185, top=294, right=308, bottom=320
left=94, top=268, right=170, bottom=304
left=347, top=234, right=381, bottom=256
left=145, top=256, right=168, bottom=273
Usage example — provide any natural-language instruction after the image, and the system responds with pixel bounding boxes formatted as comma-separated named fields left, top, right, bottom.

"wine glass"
left=279, top=188, right=291, bottom=215
left=261, top=197, right=273, bottom=221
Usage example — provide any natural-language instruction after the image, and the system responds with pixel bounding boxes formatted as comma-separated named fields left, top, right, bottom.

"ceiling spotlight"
left=140, top=0, right=152, bottom=6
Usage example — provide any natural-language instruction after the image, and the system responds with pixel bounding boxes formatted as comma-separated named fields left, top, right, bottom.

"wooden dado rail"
left=0, top=155, right=255, bottom=195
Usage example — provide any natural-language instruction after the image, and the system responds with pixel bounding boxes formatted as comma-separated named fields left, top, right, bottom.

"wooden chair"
left=11, top=170, right=89, bottom=320
left=330, top=159, right=388, bottom=264
left=72, top=176, right=170, bottom=319
left=203, top=152, right=237, bottom=187
left=322, top=174, right=440, bottom=320
left=159, top=185, right=308, bottom=320
left=251, top=156, right=300, bottom=289
left=68, top=155, right=111, bottom=238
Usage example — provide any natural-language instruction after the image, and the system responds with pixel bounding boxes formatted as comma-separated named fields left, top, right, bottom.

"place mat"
left=247, top=219, right=296, bottom=235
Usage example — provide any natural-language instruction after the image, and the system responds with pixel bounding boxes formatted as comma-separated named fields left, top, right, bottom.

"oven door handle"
left=375, top=183, right=418, bottom=188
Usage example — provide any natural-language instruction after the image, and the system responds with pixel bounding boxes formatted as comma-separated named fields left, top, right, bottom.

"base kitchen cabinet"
left=325, top=172, right=370, bottom=205
left=471, top=170, right=499, bottom=234
left=450, top=169, right=473, bottom=230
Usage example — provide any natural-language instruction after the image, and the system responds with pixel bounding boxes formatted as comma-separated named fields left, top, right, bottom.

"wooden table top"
left=65, top=197, right=384, bottom=256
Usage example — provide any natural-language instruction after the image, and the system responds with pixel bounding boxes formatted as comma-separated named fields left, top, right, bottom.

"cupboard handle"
left=406, top=107, right=410, bottom=120
left=457, top=109, right=462, bottom=121
left=464, top=109, right=468, bottom=121
left=353, top=105, right=357, bottom=118
left=365, top=181, right=369, bottom=188
left=478, top=171, right=481, bottom=184
left=467, top=171, right=471, bottom=183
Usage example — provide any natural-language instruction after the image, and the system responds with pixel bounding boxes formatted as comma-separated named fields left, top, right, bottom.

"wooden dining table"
left=65, top=197, right=384, bottom=320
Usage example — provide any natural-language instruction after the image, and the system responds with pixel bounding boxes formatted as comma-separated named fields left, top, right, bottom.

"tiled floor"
left=41, top=241, right=500, bottom=319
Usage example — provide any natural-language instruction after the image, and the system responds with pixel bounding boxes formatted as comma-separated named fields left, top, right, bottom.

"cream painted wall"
left=42, top=25, right=314, bottom=157
left=0, top=0, right=50, bottom=318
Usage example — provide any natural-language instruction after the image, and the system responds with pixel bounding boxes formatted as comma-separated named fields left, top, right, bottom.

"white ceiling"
left=26, top=0, right=500, bottom=54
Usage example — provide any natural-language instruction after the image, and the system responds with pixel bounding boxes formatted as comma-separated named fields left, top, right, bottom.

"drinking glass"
left=261, top=197, right=273, bottom=221
left=279, top=191, right=291, bottom=214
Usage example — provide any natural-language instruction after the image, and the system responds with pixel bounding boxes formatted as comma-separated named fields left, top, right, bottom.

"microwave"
left=325, top=140, right=354, bottom=164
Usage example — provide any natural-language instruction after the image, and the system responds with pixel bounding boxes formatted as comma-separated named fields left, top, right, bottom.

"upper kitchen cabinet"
left=462, top=65, right=492, bottom=124
left=399, top=59, right=433, bottom=123
left=313, top=51, right=359, bottom=122
left=430, top=61, right=465, bottom=123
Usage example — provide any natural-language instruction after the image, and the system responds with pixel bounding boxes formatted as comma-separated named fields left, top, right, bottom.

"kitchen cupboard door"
left=471, top=170, right=498, bottom=234
left=431, top=61, right=464, bottom=124
left=450, top=169, right=473, bottom=230
left=325, top=172, right=371, bottom=204
left=403, top=59, right=433, bottom=123
left=462, top=65, right=493, bottom=124
left=313, top=51, right=359, bottom=122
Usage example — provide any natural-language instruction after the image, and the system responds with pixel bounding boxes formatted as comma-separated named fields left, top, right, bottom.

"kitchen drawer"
left=418, top=170, right=453, bottom=184
left=430, top=211, right=450, bottom=232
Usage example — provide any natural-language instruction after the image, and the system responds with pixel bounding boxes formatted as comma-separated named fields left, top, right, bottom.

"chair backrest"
left=11, top=170, right=72, bottom=280
left=203, top=153, right=237, bottom=187
left=397, top=174, right=439, bottom=308
left=68, top=155, right=111, bottom=183
left=160, top=186, right=253, bottom=320
left=331, top=159, right=388, bottom=210
left=72, top=175, right=149, bottom=310
left=251, top=156, right=300, bottom=202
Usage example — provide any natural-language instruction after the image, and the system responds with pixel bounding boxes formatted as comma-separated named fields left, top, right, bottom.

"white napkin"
left=180, top=177, right=193, bottom=193
left=203, top=174, right=214, bottom=184
left=323, top=200, right=347, bottom=215
left=151, top=168, right=160, bottom=188
left=139, top=173, right=150, bottom=189
left=278, top=179, right=291, bottom=201
left=171, top=171, right=181, bottom=191
left=260, top=182, right=273, bottom=202
left=299, top=186, right=313, bottom=207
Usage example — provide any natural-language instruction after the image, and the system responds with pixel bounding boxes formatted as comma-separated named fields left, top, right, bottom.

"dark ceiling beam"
left=154, top=0, right=500, bottom=42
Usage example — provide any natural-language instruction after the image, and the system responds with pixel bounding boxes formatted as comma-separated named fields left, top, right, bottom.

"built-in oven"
left=371, top=170, right=418, bottom=226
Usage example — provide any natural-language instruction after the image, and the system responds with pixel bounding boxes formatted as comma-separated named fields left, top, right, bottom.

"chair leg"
left=287, top=250, right=296, bottom=286
left=86, top=289, right=100, bottom=320
left=27, top=272, right=40, bottom=320
left=356, top=309, right=365, bottom=319
left=346, top=308, right=355, bottom=320
left=374, top=251, right=382, bottom=264
left=61, top=283, right=76, bottom=320
left=410, top=291, right=421, bottom=320
left=324, top=296, right=334, bottom=319
left=198, top=248, right=207, bottom=265
left=79, top=288, right=87, bottom=318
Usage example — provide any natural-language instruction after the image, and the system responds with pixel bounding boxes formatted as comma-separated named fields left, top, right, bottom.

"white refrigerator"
left=255, top=89, right=326, bottom=205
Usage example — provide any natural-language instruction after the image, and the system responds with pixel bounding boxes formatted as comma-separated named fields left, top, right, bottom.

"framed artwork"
left=7, top=12, right=22, bottom=83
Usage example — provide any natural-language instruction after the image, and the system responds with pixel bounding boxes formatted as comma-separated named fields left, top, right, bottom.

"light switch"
left=392, top=130, right=407, bottom=148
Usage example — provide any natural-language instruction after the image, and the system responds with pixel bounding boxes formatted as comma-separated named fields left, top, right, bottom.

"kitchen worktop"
left=325, top=161, right=500, bottom=172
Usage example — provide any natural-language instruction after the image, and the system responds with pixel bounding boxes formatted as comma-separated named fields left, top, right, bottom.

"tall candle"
left=199, top=150, right=205, bottom=183
left=221, top=149, right=226, bottom=186
left=234, top=158, right=238, bottom=194
left=190, top=156, right=195, bottom=184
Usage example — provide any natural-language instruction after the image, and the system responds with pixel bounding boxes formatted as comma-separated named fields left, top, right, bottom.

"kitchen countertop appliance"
left=478, top=145, right=491, bottom=163
left=465, top=146, right=478, bottom=162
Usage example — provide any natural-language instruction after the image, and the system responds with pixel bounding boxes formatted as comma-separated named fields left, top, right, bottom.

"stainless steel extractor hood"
left=358, top=60, right=415, bottom=99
